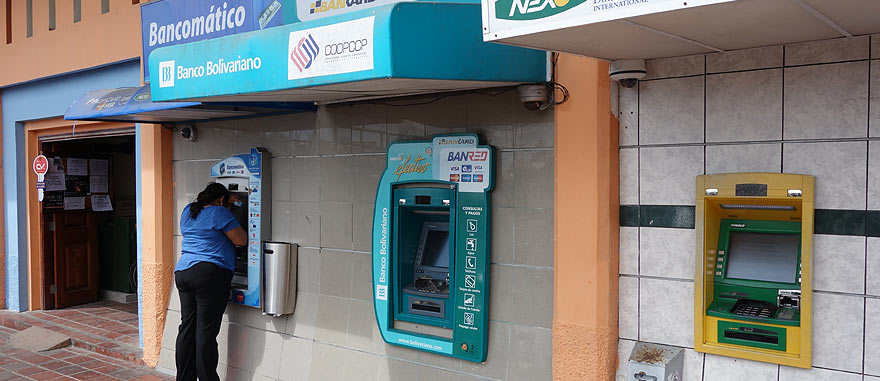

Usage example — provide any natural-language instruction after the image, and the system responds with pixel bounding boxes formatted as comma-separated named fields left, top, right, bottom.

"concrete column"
left=552, top=53, right=619, bottom=380
left=139, top=124, right=174, bottom=367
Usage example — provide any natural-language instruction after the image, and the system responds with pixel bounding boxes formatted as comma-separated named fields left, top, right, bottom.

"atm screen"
left=726, top=232, right=800, bottom=284
left=419, top=224, right=450, bottom=269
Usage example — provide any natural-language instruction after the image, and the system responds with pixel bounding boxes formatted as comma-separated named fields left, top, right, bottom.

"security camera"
left=610, top=59, right=647, bottom=88
left=180, top=125, right=198, bottom=142
left=518, top=84, right=549, bottom=111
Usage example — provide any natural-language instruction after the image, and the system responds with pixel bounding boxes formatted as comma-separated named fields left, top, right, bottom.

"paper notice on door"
left=45, top=172, right=66, bottom=191
left=91, top=195, right=113, bottom=212
left=48, top=157, right=64, bottom=173
left=89, top=159, right=109, bottom=176
left=90, top=175, right=109, bottom=193
left=66, top=158, right=88, bottom=176
left=63, top=196, right=85, bottom=210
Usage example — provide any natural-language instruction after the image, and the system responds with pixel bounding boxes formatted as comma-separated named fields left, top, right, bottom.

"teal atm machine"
left=372, top=134, right=493, bottom=362
left=212, top=147, right=271, bottom=308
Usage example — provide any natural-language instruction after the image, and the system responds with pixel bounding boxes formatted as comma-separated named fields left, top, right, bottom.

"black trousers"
left=175, top=261, right=232, bottom=381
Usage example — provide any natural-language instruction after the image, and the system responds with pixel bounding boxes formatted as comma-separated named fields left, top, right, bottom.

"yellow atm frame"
left=694, top=173, right=814, bottom=368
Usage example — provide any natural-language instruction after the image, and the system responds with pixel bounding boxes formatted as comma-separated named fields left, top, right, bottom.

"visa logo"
left=447, top=151, right=488, bottom=162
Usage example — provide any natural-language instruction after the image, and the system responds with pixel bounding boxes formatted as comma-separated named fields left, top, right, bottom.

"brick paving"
left=0, top=301, right=174, bottom=380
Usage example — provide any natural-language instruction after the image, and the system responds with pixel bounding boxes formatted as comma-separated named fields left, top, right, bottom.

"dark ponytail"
left=189, top=182, right=230, bottom=219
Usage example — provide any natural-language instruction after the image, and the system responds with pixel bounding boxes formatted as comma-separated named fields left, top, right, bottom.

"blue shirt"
left=176, top=204, right=241, bottom=272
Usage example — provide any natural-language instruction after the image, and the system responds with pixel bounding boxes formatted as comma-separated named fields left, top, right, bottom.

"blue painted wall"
left=1, top=60, right=141, bottom=311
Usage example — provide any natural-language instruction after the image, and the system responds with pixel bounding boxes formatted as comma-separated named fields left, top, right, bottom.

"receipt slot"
left=372, top=134, right=493, bottom=362
left=262, top=242, right=297, bottom=316
left=694, top=173, right=814, bottom=368
left=212, top=147, right=271, bottom=308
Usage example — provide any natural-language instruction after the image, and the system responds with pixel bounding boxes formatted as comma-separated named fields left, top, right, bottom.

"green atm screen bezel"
left=715, top=219, right=802, bottom=290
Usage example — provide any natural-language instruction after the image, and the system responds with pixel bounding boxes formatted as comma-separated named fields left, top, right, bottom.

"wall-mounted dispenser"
left=694, top=173, right=814, bottom=368
left=372, top=134, right=493, bottom=362
left=212, top=147, right=271, bottom=308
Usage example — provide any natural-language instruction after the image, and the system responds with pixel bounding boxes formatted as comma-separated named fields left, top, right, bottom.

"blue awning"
left=64, top=85, right=315, bottom=123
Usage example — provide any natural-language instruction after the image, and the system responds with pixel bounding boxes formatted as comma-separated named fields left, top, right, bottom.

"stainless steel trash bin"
left=262, top=242, right=297, bottom=316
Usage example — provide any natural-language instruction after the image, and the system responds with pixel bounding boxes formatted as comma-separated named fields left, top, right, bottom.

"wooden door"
left=51, top=211, right=98, bottom=309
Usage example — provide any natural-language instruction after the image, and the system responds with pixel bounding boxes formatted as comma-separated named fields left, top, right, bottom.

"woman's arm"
left=224, top=226, right=247, bottom=246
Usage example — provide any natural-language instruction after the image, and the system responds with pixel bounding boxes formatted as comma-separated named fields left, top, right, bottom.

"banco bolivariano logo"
left=497, top=0, right=586, bottom=20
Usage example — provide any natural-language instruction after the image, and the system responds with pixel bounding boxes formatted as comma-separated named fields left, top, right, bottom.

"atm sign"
left=447, top=151, right=488, bottom=162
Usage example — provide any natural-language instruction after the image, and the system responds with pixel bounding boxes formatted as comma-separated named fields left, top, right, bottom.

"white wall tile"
left=319, top=249, right=352, bottom=298
left=351, top=104, right=388, bottom=154
left=261, top=130, right=292, bottom=158
left=346, top=299, right=386, bottom=355
left=706, top=143, right=781, bottom=174
left=466, top=92, right=515, bottom=149
left=214, top=128, right=237, bottom=158
left=873, top=34, right=880, bottom=59
left=640, top=146, right=704, bottom=205
left=639, top=227, right=695, bottom=280
left=703, top=354, right=778, bottom=381
left=620, top=148, right=639, bottom=204
left=489, top=265, right=553, bottom=328
left=784, top=61, right=869, bottom=139
left=706, top=69, right=782, bottom=142
left=513, top=207, right=553, bottom=267
left=865, top=298, right=880, bottom=376
left=492, top=207, right=515, bottom=265
left=706, top=46, right=783, bottom=73
left=341, top=350, right=380, bottom=381
left=813, top=234, right=866, bottom=294
left=513, top=104, right=553, bottom=149
left=318, top=156, right=352, bottom=203
left=316, top=105, right=352, bottom=155
left=285, top=291, right=318, bottom=340
left=812, top=292, right=864, bottom=373
left=619, top=276, right=638, bottom=340
left=639, top=278, right=693, bottom=347
left=309, top=343, right=346, bottom=381
left=192, top=126, right=215, bottom=159
left=644, top=54, right=705, bottom=80
left=514, top=149, right=553, bottom=209
left=314, top=295, right=351, bottom=346
left=785, top=36, right=870, bottom=66
left=319, top=202, right=353, bottom=250
left=224, top=325, right=284, bottom=379
left=279, top=336, right=312, bottom=381
left=271, top=158, right=292, bottom=202
left=493, top=150, right=515, bottom=208
left=507, top=326, right=552, bottom=381
left=869, top=237, right=880, bottom=296
left=783, top=141, right=867, bottom=210
left=619, top=227, right=639, bottom=276
left=872, top=61, right=880, bottom=137
left=615, top=339, right=637, bottom=380
left=460, top=322, right=510, bottom=380
left=639, top=76, right=705, bottom=145
left=778, top=366, right=861, bottom=381
left=866, top=376, right=880, bottom=381
left=683, top=348, right=704, bottom=381
left=291, top=201, right=320, bottom=247
left=618, top=83, right=639, bottom=146
left=296, top=248, right=321, bottom=293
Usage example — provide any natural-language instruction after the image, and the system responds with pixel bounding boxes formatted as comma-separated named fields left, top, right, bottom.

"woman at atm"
left=174, top=182, right=247, bottom=381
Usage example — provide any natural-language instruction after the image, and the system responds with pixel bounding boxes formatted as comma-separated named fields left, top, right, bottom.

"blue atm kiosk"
left=211, top=147, right=271, bottom=308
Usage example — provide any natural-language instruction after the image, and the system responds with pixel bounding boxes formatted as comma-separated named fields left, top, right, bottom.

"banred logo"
left=447, top=151, right=488, bottom=162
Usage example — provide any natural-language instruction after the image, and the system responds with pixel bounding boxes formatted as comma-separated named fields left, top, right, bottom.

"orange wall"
left=552, top=54, right=619, bottom=380
left=0, top=0, right=143, bottom=88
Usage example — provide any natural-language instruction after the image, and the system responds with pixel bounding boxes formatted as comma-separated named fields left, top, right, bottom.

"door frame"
left=24, top=118, right=135, bottom=310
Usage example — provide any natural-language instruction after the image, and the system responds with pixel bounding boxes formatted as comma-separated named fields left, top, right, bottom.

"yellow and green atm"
left=694, top=173, right=814, bottom=368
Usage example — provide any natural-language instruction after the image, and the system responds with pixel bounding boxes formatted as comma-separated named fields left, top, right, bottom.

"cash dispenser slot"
left=392, top=183, right=456, bottom=329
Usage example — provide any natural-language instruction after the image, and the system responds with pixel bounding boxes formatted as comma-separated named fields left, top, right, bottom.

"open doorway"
left=39, top=133, right=137, bottom=310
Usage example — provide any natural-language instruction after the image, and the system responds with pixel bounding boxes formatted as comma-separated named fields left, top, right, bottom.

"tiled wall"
left=616, top=35, right=880, bottom=380
left=159, top=91, right=555, bottom=380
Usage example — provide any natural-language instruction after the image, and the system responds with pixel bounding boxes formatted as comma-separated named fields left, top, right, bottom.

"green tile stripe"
left=619, top=206, right=880, bottom=237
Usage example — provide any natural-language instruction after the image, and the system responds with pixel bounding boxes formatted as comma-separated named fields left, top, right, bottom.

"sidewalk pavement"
left=0, top=324, right=174, bottom=381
